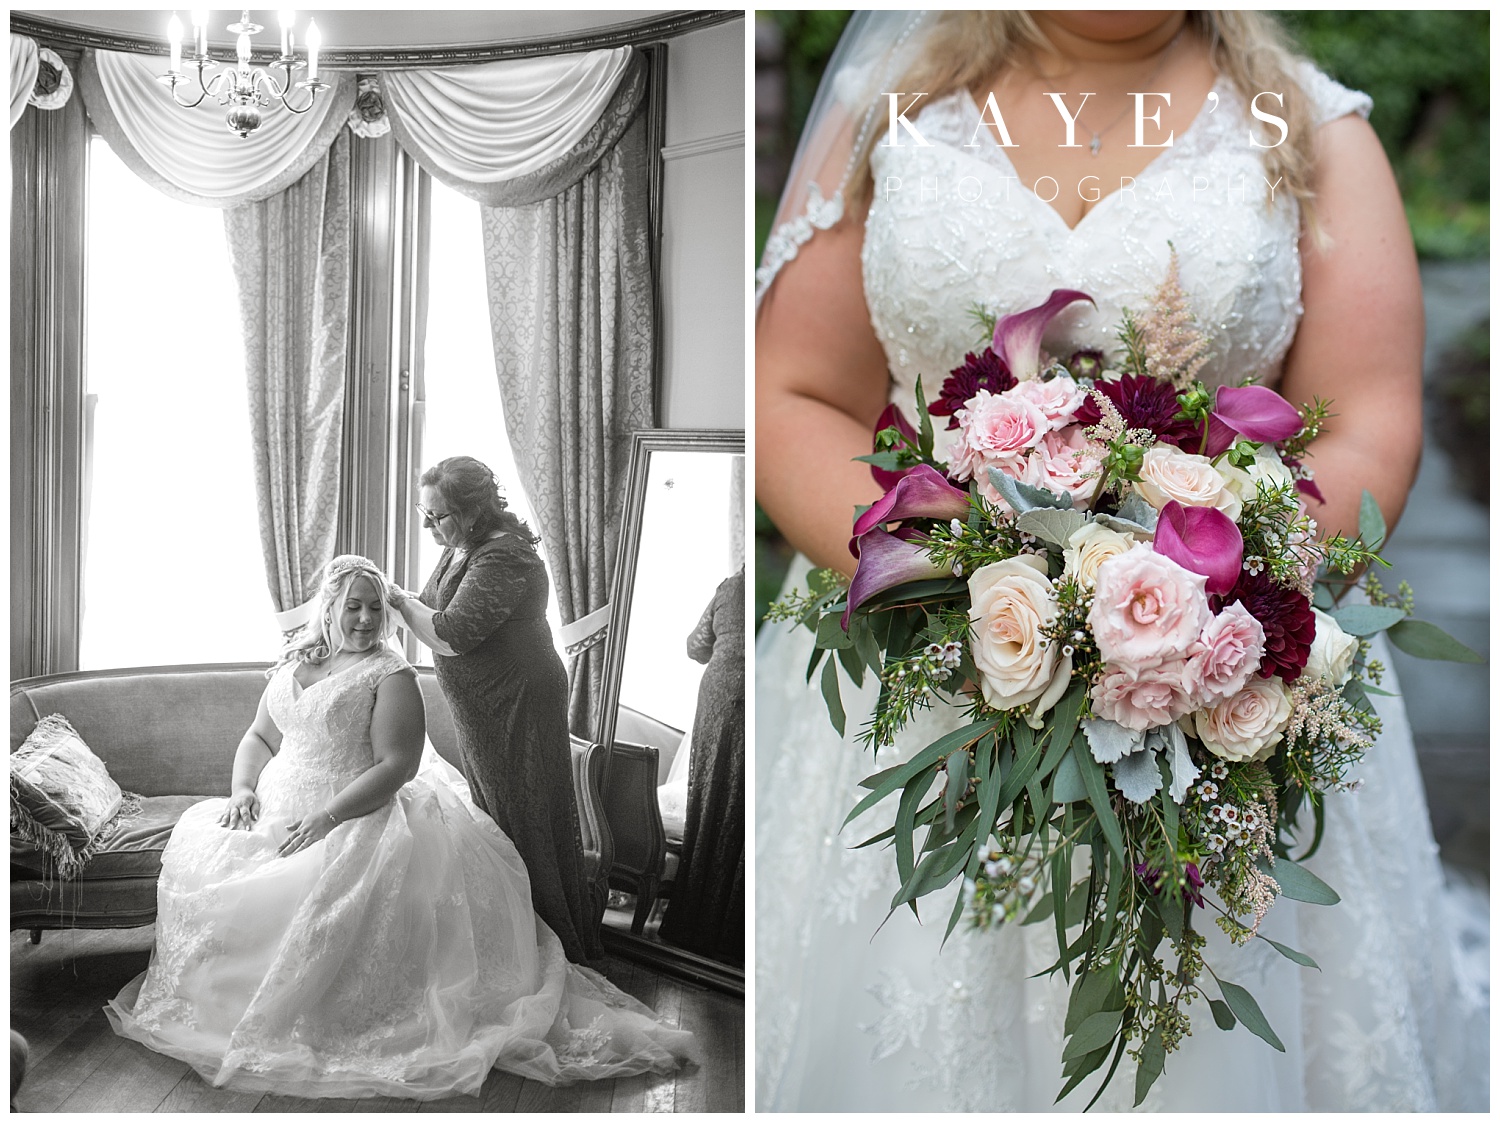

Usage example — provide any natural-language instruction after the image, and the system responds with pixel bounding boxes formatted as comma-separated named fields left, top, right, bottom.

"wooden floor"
left=10, top=926, right=743, bottom=1113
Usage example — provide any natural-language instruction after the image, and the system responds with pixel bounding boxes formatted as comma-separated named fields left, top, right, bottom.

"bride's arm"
left=1277, top=114, right=1424, bottom=544
left=276, top=668, right=427, bottom=856
left=218, top=687, right=281, bottom=830
left=756, top=203, right=892, bottom=576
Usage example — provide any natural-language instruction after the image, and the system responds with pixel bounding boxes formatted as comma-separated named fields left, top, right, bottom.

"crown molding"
left=9, top=10, right=741, bottom=67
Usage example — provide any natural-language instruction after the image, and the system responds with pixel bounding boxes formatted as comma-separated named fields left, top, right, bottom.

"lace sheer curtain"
left=222, top=134, right=353, bottom=619
left=387, top=52, right=655, bottom=735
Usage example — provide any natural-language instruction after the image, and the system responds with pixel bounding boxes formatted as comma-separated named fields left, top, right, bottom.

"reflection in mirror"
left=596, top=431, right=744, bottom=991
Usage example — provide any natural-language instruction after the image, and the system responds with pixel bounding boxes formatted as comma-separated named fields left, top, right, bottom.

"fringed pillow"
left=10, top=714, right=140, bottom=880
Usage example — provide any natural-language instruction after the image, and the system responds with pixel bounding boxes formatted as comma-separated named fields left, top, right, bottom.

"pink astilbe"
left=1138, top=250, right=1211, bottom=390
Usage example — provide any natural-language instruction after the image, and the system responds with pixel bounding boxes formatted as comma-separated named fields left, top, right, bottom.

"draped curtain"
left=10, top=34, right=39, bottom=126
left=223, top=132, right=353, bottom=618
left=386, top=51, right=653, bottom=735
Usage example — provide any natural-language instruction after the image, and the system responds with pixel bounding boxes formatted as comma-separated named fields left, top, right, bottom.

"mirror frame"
left=593, top=427, right=744, bottom=992
left=595, top=428, right=745, bottom=753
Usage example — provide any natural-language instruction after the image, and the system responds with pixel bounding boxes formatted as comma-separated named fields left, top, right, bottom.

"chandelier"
left=160, top=9, right=327, bottom=139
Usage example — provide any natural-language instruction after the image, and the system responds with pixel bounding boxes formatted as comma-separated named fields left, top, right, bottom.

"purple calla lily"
left=1153, top=501, right=1244, bottom=596
left=992, top=289, right=1094, bottom=382
left=851, top=464, right=971, bottom=548
left=1204, top=384, right=1304, bottom=456
left=843, top=528, right=951, bottom=630
left=870, top=403, right=920, bottom=490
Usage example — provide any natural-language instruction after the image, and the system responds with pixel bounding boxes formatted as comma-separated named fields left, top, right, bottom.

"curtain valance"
left=10, top=34, right=39, bottom=126
left=381, top=47, right=642, bottom=207
left=79, top=49, right=356, bottom=207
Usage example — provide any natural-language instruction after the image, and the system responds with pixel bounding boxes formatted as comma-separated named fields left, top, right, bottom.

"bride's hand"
left=219, top=789, right=260, bottom=830
left=278, top=811, right=335, bottom=856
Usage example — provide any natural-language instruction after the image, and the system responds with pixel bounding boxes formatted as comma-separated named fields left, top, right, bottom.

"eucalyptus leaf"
left=1218, top=979, right=1285, bottom=1051
left=1312, top=583, right=1336, bottom=610
left=1061, top=1009, right=1123, bottom=1061
left=1257, top=855, right=1340, bottom=905
left=815, top=612, right=854, bottom=650
left=1209, top=998, right=1236, bottom=1030
left=1329, top=604, right=1407, bottom=636
left=1134, top=1030, right=1166, bottom=1107
left=1386, top=619, right=1485, bottom=664
left=853, top=616, right=885, bottom=674
left=942, top=749, right=969, bottom=833
left=837, top=640, right=866, bottom=688
left=1358, top=489, right=1386, bottom=552
left=1050, top=743, right=1088, bottom=804
left=1022, top=890, right=1056, bottom=927
left=1016, top=506, right=1088, bottom=547
left=1260, top=936, right=1319, bottom=970
left=844, top=719, right=998, bottom=827
left=820, top=657, right=845, bottom=738
left=1077, top=748, right=1126, bottom=861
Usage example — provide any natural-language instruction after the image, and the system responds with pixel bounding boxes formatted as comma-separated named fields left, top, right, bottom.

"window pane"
left=81, top=137, right=275, bottom=668
left=415, top=178, right=561, bottom=656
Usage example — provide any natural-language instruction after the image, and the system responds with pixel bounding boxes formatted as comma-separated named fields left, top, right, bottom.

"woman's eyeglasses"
left=417, top=505, right=454, bottom=529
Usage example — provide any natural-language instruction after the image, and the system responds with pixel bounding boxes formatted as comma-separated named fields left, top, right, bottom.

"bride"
left=106, top=555, right=694, bottom=1099
left=755, top=11, right=1486, bottom=1112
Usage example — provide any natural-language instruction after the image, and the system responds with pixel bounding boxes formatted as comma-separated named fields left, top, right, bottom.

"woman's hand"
left=277, top=810, right=336, bottom=857
left=218, top=789, right=260, bottom=831
left=386, top=585, right=411, bottom=611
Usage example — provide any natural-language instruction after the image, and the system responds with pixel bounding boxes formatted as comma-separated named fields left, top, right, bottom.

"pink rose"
left=1012, top=375, right=1087, bottom=430
left=1189, top=602, right=1265, bottom=701
left=1134, top=445, right=1242, bottom=521
left=1194, top=677, right=1293, bottom=762
left=1091, top=660, right=1200, bottom=730
left=950, top=389, right=1048, bottom=484
left=1088, top=544, right=1211, bottom=672
left=1028, top=426, right=1102, bottom=508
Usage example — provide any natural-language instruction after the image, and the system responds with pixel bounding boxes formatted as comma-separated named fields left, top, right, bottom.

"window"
left=408, top=177, right=561, bottom=659
left=80, top=136, right=274, bottom=668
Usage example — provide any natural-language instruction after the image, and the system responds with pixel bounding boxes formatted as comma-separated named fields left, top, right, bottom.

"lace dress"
left=106, top=646, right=694, bottom=1100
left=422, top=532, right=600, bottom=963
left=755, top=67, right=1488, bottom=1112
left=660, top=566, right=746, bottom=962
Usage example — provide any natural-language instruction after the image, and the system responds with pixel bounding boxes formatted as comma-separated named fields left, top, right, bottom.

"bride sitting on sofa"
left=105, top=554, right=694, bottom=1101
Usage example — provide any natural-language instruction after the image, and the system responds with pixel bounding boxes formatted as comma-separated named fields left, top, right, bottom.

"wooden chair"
left=599, top=739, right=677, bottom=934
left=568, top=735, right=614, bottom=932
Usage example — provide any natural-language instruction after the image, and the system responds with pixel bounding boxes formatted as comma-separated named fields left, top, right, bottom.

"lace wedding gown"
left=756, top=67, right=1488, bottom=1112
left=106, top=646, right=694, bottom=1100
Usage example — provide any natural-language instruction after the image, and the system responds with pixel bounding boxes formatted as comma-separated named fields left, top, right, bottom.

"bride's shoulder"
left=1291, top=59, right=1372, bottom=128
left=370, top=644, right=415, bottom=681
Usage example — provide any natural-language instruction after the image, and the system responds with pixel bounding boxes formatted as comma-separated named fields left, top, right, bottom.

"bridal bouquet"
left=770, top=265, right=1480, bottom=1106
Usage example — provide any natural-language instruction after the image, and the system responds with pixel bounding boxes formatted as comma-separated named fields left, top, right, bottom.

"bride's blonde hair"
left=272, top=555, right=397, bottom=673
left=849, top=12, right=1316, bottom=225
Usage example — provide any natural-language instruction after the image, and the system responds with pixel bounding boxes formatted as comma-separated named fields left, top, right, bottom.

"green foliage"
left=1277, top=10, right=1490, bottom=259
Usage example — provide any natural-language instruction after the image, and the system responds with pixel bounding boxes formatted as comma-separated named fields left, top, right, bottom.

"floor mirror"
left=594, top=429, right=745, bottom=994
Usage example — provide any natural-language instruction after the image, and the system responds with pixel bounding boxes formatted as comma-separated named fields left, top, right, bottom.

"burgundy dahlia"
left=928, top=347, right=1016, bottom=430
left=1219, top=569, right=1316, bottom=683
left=1072, top=372, right=1200, bottom=450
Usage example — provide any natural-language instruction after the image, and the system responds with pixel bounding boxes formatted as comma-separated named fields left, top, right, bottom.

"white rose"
left=1194, top=677, right=1294, bottom=762
left=1223, top=445, right=1297, bottom=508
left=967, top=555, right=1073, bottom=726
left=1062, top=522, right=1137, bottom=588
left=1134, top=445, right=1243, bottom=521
left=1304, top=608, right=1358, bottom=685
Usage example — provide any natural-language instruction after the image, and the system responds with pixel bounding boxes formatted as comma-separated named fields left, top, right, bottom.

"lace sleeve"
left=1295, top=60, right=1373, bottom=126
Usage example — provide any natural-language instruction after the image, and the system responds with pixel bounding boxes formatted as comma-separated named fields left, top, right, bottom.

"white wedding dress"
left=107, top=645, right=694, bottom=1099
left=756, top=67, right=1488, bottom=1112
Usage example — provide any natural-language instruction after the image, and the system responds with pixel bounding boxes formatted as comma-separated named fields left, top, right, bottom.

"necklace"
left=1074, top=27, right=1185, bottom=156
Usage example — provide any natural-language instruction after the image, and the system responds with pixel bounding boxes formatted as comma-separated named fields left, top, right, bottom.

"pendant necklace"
left=1077, top=27, right=1184, bottom=157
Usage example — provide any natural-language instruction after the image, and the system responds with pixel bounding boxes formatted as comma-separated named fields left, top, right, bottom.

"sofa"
left=10, top=663, right=613, bottom=941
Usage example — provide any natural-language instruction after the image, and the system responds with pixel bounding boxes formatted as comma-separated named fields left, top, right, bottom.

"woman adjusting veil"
left=107, top=556, right=693, bottom=1099
left=756, top=10, right=1485, bottom=1112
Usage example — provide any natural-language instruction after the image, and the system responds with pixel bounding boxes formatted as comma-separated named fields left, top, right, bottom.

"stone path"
left=1380, top=260, right=1489, bottom=877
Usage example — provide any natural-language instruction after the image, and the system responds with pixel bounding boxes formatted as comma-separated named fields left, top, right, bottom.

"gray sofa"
left=10, top=663, right=612, bottom=940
